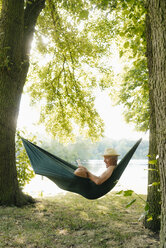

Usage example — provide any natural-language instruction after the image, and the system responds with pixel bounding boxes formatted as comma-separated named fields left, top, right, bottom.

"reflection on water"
left=23, top=159, right=148, bottom=197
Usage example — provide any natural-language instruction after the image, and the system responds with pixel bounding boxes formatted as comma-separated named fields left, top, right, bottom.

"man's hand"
left=74, top=166, right=88, bottom=178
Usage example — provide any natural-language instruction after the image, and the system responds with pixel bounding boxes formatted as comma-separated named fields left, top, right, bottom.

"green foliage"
left=112, top=58, right=149, bottom=131
left=148, top=182, right=160, bottom=187
left=126, top=199, right=136, bottom=208
left=116, top=188, right=159, bottom=223
left=148, top=160, right=157, bottom=165
left=15, top=132, right=35, bottom=189
left=123, top=189, right=134, bottom=196
left=147, top=154, right=160, bottom=188
left=116, top=189, right=151, bottom=220
left=108, top=0, right=149, bottom=131
left=25, top=0, right=149, bottom=141
left=27, top=0, right=117, bottom=143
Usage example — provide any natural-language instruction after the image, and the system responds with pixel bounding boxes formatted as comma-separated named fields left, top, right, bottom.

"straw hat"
left=102, top=148, right=120, bottom=156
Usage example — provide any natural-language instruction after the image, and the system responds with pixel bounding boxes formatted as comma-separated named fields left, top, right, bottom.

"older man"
left=74, top=148, right=119, bottom=185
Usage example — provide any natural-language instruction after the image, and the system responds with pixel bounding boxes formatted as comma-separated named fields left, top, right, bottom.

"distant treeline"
left=41, top=137, right=149, bottom=164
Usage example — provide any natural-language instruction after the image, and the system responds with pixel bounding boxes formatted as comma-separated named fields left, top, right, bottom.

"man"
left=74, top=148, right=119, bottom=185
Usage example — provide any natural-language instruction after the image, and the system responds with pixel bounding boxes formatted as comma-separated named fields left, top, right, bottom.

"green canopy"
left=22, top=138, right=142, bottom=199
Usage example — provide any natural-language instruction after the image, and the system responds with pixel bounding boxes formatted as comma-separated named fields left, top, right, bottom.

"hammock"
left=22, top=138, right=142, bottom=199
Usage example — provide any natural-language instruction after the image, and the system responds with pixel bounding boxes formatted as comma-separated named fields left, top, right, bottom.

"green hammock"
left=22, top=138, right=142, bottom=199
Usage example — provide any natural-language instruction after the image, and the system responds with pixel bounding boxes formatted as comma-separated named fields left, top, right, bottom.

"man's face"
left=104, top=156, right=117, bottom=167
left=104, top=156, right=112, bottom=167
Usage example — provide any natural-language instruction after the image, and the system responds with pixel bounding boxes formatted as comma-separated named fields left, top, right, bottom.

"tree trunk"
left=145, top=14, right=161, bottom=232
left=0, top=0, right=45, bottom=206
left=146, top=0, right=166, bottom=247
left=145, top=101, right=161, bottom=231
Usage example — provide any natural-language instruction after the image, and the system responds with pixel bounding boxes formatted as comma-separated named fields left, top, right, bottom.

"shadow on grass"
left=0, top=192, right=159, bottom=248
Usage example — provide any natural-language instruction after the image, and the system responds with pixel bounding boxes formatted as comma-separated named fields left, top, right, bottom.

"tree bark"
left=145, top=105, right=161, bottom=232
left=0, top=0, right=45, bottom=206
left=146, top=0, right=166, bottom=247
left=145, top=13, right=161, bottom=232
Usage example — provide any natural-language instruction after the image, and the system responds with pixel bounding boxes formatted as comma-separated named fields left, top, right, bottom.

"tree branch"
left=23, top=0, right=46, bottom=57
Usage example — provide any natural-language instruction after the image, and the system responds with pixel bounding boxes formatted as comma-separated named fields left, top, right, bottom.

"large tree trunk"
left=145, top=100, right=161, bottom=232
left=145, top=15, right=161, bottom=232
left=146, top=0, right=166, bottom=247
left=0, top=0, right=45, bottom=206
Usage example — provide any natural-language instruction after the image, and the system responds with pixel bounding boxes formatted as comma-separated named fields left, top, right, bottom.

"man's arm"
left=87, top=166, right=115, bottom=185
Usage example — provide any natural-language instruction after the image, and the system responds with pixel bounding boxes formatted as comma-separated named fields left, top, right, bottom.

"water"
left=23, top=159, right=148, bottom=197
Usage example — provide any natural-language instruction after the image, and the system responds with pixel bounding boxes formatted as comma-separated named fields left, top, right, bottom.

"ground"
left=0, top=192, right=159, bottom=247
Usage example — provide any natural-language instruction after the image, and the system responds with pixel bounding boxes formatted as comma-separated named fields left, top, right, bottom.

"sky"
left=94, top=91, right=148, bottom=140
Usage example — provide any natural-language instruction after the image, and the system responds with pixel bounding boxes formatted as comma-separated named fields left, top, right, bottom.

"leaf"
left=144, top=203, right=149, bottom=211
left=123, top=41, right=130, bottom=49
left=147, top=168, right=158, bottom=172
left=148, top=182, right=160, bottom=187
left=119, top=50, right=124, bottom=57
left=148, top=160, right=157, bottom=165
left=147, top=216, right=153, bottom=222
left=116, top=190, right=123, bottom=195
left=124, top=190, right=134, bottom=196
left=79, top=10, right=89, bottom=20
left=125, top=199, right=136, bottom=208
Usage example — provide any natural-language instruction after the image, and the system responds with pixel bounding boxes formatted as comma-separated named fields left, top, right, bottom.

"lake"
left=23, top=159, right=148, bottom=197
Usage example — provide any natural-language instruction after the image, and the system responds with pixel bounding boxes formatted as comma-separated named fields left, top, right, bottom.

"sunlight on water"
left=23, top=159, right=148, bottom=197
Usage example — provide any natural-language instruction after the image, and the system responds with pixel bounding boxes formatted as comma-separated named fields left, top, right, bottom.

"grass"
left=0, top=192, right=159, bottom=248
